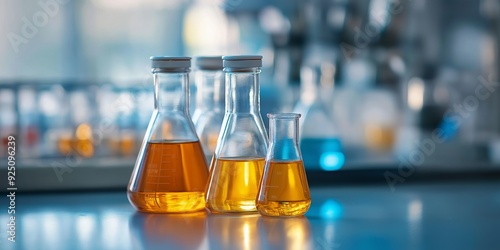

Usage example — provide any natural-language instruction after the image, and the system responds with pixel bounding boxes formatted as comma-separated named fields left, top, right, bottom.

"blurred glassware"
left=65, top=83, right=99, bottom=158
left=361, top=89, right=398, bottom=152
left=0, top=85, right=18, bottom=158
left=18, top=85, right=40, bottom=158
left=114, top=85, right=138, bottom=157
left=192, top=56, right=225, bottom=163
left=334, top=52, right=377, bottom=148
left=37, top=83, right=72, bottom=158
left=293, top=64, right=345, bottom=171
left=95, top=83, right=140, bottom=159
left=96, top=84, right=119, bottom=157
left=134, top=84, right=155, bottom=151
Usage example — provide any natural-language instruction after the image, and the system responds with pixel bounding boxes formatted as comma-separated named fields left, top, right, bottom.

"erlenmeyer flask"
left=257, top=113, right=311, bottom=217
left=293, top=65, right=345, bottom=171
left=191, top=56, right=225, bottom=163
left=128, top=56, right=209, bottom=213
left=205, top=55, right=268, bottom=213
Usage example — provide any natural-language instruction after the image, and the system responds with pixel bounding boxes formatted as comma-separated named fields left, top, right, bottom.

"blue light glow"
left=320, top=152, right=345, bottom=171
left=320, top=199, right=344, bottom=220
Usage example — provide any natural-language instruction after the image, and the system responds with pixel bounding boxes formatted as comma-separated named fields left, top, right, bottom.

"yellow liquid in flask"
left=257, top=160, right=311, bottom=216
left=206, top=157, right=265, bottom=213
left=128, top=141, right=209, bottom=213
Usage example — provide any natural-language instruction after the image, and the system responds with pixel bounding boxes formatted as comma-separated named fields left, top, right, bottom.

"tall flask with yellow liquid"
left=257, top=113, right=311, bottom=216
left=205, top=55, right=268, bottom=213
left=128, top=56, right=208, bottom=213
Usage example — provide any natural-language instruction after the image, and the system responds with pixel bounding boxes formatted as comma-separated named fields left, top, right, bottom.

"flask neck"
left=226, top=69, right=261, bottom=114
left=269, top=116, right=300, bottom=145
left=300, top=65, right=327, bottom=105
left=153, top=71, right=190, bottom=113
left=195, top=70, right=225, bottom=112
left=268, top=113, right=301, bottom=161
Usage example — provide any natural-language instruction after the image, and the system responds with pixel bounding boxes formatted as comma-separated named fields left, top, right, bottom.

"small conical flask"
left=191, top=56, right=225, bottom=164
left=128, top=56, right=209, bottom=213
left=257, top=113, right=311, bottom=217
left=205, top=55, right=268, bottom=213
left=293, top=65, right=345, bottom=171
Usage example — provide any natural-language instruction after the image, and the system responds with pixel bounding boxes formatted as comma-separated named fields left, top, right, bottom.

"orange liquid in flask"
left=206, top=157, right=265, bottom=213
left=128, top=140, right=209, bottom=213
left=257, top=160, right=311, bottom=216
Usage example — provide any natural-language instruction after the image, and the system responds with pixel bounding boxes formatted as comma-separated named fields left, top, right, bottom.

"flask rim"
left=223, top=55, right=262, bottom=69
left=267, top=113, right=301, bottom=119
left=150, top=56, right=191, bottom=71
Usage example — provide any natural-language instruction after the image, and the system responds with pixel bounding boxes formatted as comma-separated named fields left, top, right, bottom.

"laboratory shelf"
left=1, top=157, right=500, bottom=191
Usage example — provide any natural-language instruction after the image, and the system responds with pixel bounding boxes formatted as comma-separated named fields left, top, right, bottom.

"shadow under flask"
left=257, top=113, right=311, bottom=217
left=191, top=56, right=225, bottom=164
left=205, top=55, right=268, bottom=213
left=128, top=56, right=209, bottom=213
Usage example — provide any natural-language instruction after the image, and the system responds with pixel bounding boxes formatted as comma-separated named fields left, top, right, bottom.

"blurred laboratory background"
left=1, top=0, right=500, bottom=190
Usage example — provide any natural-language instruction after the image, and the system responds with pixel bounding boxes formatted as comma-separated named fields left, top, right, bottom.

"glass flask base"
left=205, top=157, right=265, bottom=213
left=257, top=200, right=311, bottom=217
left=207, top=200, right=260, bottom=214
left=128, top=191, right=206, bottom=213
left=256, top=160, right=311, bottom=216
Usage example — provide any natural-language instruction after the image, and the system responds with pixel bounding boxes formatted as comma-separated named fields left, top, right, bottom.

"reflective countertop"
left=2, top=181, right=500, bottom=250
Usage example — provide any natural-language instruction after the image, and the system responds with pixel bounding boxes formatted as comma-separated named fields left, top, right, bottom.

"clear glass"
left=257, top=113, right=311, bottom=216
left=192, top=69, right=225, bottom=163
left=205, top=67, right=268, bottom=213
left=128, top=68, right=209, bottom=213
left=293, top=65, right=345, bottom=171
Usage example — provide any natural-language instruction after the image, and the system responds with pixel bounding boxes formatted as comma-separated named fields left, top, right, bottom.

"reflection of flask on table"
left=128, top=57, right=208, bottom=213
left=257, top=113, right=311, bottom=217
left=294, top=66, right=345, bottom=171
left=207, top=214, right=261, bottom=250
left=129, top=211, right=207, bottom=250
left=258, top=216, right=312, bottom=249
left=192, top=56, right=225, bottom=164
left=205, top=56, right=268, bottom=213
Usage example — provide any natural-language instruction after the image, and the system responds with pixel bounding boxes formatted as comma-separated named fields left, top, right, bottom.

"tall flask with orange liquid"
left=128, top=56, right=209, bottom=213
left=205, top=56, right=268, bottom=213
left=257, top=113, right=311, bottom=216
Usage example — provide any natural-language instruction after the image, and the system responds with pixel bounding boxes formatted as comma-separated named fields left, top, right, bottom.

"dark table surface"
left=2, top=181, right=500, bottom=250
